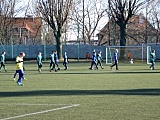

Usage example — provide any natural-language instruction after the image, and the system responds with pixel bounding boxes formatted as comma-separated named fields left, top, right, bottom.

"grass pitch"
left=0, top=61, right=160, bottom=120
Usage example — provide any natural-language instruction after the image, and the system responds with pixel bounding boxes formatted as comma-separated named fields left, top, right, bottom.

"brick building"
left=97, top=14, right=159, bottom=46
left=12, top=16, right=42, bottom=45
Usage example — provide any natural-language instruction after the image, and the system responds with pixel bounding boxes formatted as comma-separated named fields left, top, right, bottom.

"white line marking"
left=0, top=104, right=80, bottom=120
left=0, top=103, right=75, bottom=106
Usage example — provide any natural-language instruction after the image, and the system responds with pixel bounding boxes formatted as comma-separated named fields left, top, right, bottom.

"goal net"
left=106, top=45, right=149, bottom=64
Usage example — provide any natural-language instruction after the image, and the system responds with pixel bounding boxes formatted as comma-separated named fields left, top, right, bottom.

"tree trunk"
left=54, top=30, right=63, bottom=59
left=119, top=23, right=126, bottom=60
left=56, top=37, right=63, bottom=59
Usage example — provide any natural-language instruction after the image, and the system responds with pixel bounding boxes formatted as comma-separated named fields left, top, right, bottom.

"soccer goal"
left=106, top=45, right=149, bottom=64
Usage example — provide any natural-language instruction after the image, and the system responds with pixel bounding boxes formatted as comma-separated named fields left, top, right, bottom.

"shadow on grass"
left=30, top=71, right=160, bottom=75
left=0, top=89, right=160, bottom=97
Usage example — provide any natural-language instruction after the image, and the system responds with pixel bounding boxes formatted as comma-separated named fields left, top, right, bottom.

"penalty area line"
left=0, top=104, right=80, bottom=120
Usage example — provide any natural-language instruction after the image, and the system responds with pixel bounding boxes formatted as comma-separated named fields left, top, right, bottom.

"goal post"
left=147, top=46, right=151, bottom=64
left=106, top=47, right=112, bottom=64
left=106, top=45, right=149, bottom=64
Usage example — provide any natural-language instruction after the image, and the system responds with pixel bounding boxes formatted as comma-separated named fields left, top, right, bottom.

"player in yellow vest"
left=15, top=52, right=25, bottom=86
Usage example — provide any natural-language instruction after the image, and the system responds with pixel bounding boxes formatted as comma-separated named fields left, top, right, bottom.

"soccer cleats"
left=17, top=82, right=24, bottom=86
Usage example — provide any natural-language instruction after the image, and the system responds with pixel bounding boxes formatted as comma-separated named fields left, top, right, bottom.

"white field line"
left=0, top=103, right=75, bottom=106
left=0, top=104, right=80, bottom=120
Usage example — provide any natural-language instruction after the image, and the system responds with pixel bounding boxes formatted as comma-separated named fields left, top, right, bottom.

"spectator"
left=86, top=52, right=90, bottom=62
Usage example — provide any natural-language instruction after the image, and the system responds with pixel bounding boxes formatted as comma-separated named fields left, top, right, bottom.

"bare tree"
left=72, top=0, right=106, bottom=44
left=148, top=1, right=160, bottom=43
left=36, top=0, right=73, bottom=59
left=0, top=0, right=15, bottom=44
left=107, top=0, right=150, bottom=59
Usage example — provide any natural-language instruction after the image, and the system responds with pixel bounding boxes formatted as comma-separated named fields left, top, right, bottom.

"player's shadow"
left=0, top=88, right=160, bottom=97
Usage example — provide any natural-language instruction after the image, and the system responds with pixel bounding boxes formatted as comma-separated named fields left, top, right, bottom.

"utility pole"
left=77, top=22, right=80, bottom=61
left=82, top=0, right=85, bottom=44
left=43, top=21, right=46, bottom=61
left=10, top=0, right=14, bottom=59
left=145, top=0, right=149, bottom=43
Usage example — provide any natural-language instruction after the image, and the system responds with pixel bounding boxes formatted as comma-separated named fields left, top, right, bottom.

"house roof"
left=97, top=14, right=156, bottom=36
left=12, top=17, right=42, bottom=34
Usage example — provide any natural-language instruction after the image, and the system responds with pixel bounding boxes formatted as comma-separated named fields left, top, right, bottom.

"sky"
left=15, top=0, right=106, bottom=40
left=15, top=0, right=35, bottom=17
left=16, top=0, right=160, bottom=40
left=13, top=0, right=160, bottom=40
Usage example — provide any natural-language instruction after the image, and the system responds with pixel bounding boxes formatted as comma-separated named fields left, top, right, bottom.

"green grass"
left=0, top=61, right=160, bottom=120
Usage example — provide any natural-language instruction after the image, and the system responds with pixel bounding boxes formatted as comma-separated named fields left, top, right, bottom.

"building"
left=12, top=16, right=42, bottom=45
left=97, top=14, right=159, bottom=46
left=0, top=15, right=43, bottom=45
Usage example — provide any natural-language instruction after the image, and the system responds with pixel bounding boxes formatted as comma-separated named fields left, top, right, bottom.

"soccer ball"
left=130, top=59, right=133, bottom=64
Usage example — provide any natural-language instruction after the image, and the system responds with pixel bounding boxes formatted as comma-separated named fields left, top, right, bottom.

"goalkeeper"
left=37, top=52, right=42, bottom=72
left=97, top=51, right=104, bottom=69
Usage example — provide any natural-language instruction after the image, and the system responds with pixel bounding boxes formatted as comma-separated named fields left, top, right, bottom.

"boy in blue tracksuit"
left=89, top=51, right=98, bottom=70
left=110, top=49, right=119, bottom=70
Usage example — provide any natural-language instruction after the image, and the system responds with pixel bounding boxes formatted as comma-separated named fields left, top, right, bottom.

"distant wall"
left=0, top=44, right=159, bottom=60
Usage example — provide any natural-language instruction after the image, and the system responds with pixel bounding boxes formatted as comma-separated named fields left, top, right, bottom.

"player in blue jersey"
left=110, top=49, right=119, bottom=70
left=89, top=51, right=98, bottom=70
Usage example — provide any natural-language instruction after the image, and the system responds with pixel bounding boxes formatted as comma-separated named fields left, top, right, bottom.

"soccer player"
left=13, top=65, right=26, bottom=81
left=54, top=51, right=60, bottom=70
left=15, top=52, right=25, bottom=86
left=0, top=51, right=7, bottom=72
left=49, top=51, right=57, bottom=72
left=150, top=49, right=156, bottom=70
left=37, top=52, right=42, bottom=72
left=13, top=69, right=26, bottom=81
left=63, top=52, right=68, bottom=70
left=89, top=51, right=98, bottom=70
left=97, top=51, right=104, bottom=69
left=110, top=49, right=119, bottom=70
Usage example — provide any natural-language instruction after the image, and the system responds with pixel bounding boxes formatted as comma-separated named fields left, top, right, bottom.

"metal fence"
left=0, top=44, right=159, bottom=61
